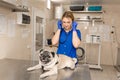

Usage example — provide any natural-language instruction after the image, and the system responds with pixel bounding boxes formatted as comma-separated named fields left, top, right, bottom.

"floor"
left=0, top=58, right=119, bottom=80
left=90, top=65, right=120, bottom=80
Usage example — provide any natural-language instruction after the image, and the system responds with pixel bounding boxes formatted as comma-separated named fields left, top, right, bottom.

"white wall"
left=0, top=7, right=31, bottom=60
left=0, top=1, right=45, bottom=60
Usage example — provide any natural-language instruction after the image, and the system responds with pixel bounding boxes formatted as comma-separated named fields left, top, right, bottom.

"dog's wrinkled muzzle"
left=40, top=55, right=52, bottom=64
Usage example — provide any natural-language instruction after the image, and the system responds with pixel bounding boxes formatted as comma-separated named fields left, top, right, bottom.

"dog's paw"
left=72, top=58, right=77, bottom=63
left=27, top=67, right=34, bottom=71
left=70, top=64, right=75, bottom=70
left=40, top=74, right=47, bottom=78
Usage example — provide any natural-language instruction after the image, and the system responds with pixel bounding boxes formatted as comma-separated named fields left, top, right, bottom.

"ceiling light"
left=47, top=0, right=51, bottom=9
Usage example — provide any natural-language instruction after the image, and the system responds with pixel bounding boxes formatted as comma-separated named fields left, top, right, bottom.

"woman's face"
left=62, top=17, right=72, bottom=31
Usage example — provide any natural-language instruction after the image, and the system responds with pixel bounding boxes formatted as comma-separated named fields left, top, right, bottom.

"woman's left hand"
left=72, top=21, right=78, bottom=31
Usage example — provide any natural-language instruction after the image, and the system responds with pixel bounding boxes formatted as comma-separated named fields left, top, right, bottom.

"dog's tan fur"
left=27, top=49, right=77, bottom=78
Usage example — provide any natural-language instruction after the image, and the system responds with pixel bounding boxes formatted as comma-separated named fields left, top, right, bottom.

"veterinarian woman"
left=52, top=11, right=81, bottom=68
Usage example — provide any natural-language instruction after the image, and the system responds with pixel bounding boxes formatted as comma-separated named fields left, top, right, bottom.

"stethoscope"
left=59, top=28, right=71, bottom=44
left=59, top=33, right=68, bottom=44
left=59, top=23, right=72, bottom=44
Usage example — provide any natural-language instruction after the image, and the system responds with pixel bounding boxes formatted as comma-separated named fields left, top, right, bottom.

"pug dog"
left=27, top=49, right=58, bottom=78
left=27, top=49, right=77, bottom=78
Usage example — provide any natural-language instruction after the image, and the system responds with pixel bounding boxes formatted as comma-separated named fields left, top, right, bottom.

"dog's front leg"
left=27, top=60, right=42, bottom=71
left=40, top=65, right=58, bottom=78
left=27, top=64, right=42, bottom=71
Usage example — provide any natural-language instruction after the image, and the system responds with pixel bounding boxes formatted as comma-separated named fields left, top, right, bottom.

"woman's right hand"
left=57, top=20, right=62, bottom=30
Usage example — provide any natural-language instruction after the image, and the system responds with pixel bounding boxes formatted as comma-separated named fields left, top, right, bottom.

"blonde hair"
left=62, top=11, right=74, bottom=21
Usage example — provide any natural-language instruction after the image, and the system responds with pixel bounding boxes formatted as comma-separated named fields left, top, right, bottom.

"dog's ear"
left=51, top=52, right=55, bottom=57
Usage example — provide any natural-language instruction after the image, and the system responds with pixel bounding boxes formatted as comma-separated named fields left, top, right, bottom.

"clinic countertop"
left=0, top=59, right=91, bottom=80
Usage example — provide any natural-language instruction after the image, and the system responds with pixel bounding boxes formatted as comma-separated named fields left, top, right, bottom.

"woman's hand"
left=72, top=21, right=80, bottom=48
left=72, top=21, right=78, bottom=31
left=57, top=20, right=62, bottom=30
left=52, top=20, right=62, bottom=45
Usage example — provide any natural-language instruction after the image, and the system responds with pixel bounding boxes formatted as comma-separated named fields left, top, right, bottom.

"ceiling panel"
left=51, top=0, right=103, bottom=5
left=51, top=0, right=120, bottom=5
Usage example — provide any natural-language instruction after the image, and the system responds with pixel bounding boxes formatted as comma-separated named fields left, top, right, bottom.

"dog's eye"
left=47, top=55, right=50, bottom=58
left=40, top=54, right=43, bottom=56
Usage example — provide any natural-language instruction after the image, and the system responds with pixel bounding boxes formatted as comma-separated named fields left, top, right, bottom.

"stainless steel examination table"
left=0, top=59, right=91, bottom=80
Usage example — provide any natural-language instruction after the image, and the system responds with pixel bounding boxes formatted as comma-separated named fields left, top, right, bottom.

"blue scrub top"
left=57, top=28, right=81, bottom=58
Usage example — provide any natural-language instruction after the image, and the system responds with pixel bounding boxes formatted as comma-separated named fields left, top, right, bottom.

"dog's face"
left=39, top=49, right=55, bottom=64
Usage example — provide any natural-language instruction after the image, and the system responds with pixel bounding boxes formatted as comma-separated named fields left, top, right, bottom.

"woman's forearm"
left=72, top=31, right=81, bottom=48
left=52, top=29, right=61, bottom=45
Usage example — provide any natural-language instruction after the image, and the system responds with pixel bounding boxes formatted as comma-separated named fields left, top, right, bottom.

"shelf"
left=72, top=10, right=104, bottom=23
left=89, top=64, right=103, bottom=70
left=70, top=10, right=104, bottom=13
left=75, top=18, right=103, bottom=22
